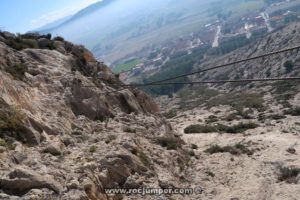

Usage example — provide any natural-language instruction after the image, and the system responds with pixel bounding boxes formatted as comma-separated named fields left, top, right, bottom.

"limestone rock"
left=119, top=90, right=142, bottom=114
left=42, top=142, right=63, bottom=156
left=11, top=152, right=27, bottom=164
left=67, top=179, right=80, bottom=190
left=0, top=32, right=16, bottom=40
left=0, top=31, right=185, bottom=200
left=0, top=167, right=63, bottom=196
left=0, top=146, right=6, bottom=153
left=61, top=190, right=89, bottom=200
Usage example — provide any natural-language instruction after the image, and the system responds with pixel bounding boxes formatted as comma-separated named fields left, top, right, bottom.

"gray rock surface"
left=0, top=32, right=186, bottom=199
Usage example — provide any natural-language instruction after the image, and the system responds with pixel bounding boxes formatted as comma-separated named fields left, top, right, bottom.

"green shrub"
left=123, top=127, right=136, bottom=133
left=0, top=107, right=25, bottom=131
left=138, top=151, right=151, bottom=166
left=5, top=63, right=28, bottom=80
left=205, top=115, right=218, bottom=123
left=184, top=124, right=217, bottom=134
left=20, top=39, right=38, bottom=49
left=0, top=102, right=26, bottom=146
left=184, top=122, right=258, bottom=134
left=268, top=114, right=286, bottom=120
left=163, top=109, right=177, bottom=119
left=205, top=145, right=224, bottom=154
left=188, top=150, right=196, bottom=157
left=53, top=36, right=65, bottom=41
left=44, top=42, right=56, bottom=50
left=105, top=135, right=117, bottom=144
left=285, top=107, right=300, bottom=116
left=236, top=108, right=254, bottom=119
left=191, top=144, right=198, bottom=149
left=278, top=166, right=300, bottom=183
left=6, top=37, right=38, bottom=50
left=216, top=122, right=258, bottom=133
left=0, top=138, right=6, bottom=147
left=0, top=138, right=16, bottom=150
left=206, top=93, right=265, bottom=112
left=205, top=171, right=215, bottom=177
left=234, top=143, right=254, bottom=155
left=156, top=137, right=181, bottom=150
left=205, top=143, right=253, bottom=155
left=224, top=113, right=239, bottom=121
left=89, top=145, right=97, bottom=153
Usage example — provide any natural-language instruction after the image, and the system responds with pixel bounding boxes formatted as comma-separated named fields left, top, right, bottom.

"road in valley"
left=261, top=12, right=274, bottom=32
left=212, top=25, right=221, bottom=48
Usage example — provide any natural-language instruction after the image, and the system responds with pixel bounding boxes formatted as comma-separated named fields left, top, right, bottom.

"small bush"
left=286, top=147, right=296, bottom=154
left=53, top=36, right=65, bottom=41
left=44, top=33, right=52, bottom=40
left=44, top=42, right=56, bottom=50
left=191, top=144, right=198, bottom=149
left=0, top=138, right=6, bottom=147
left=163, top=109, right=177, bottom=119
left=184, top=124, right=217, bottom=134
left=278, top=166, right=300, bottom=183
left=206, top=93, right=265, bottom=112
left=156, top=137, right=181, bottom=150
left=89, top=145, right=97, bottom=153
left=284, top=107, right=300, bottom=116
left=105, top=135, right=117, bottom=144
left=20, top=39, right=39, bottom=49
left=205, top=143, right=253, bottom=155
left=236, top=108, right=254, bottom=119
left=205, top=171, right=215, bottom=177
left=205, top=145, right=224, bottom=154
left=6, top=37, right=38, bottom=50
left=205, top=115, right=218, bottom=123
left=5, top=63, right=28, bottom=80
left=224, top=113, right=239, bottom=121
left=138, top=151, right=151, bottom=166
left=268, top=114, right=286, bottom=120
left=188, top=150, right=196, bottom=157
left=216, top=122, right=258, bottom=133
left=0, top=107, right=25, bottom=131
left=0, top=138, right=16, bottom=150
left=123, top=127, right=136, bottom=133
left=184, top=122, right=258, bottom=134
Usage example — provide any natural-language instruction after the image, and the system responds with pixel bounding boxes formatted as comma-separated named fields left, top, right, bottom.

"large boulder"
left=119, top=90, right=142, bottom=114
left=0, top=167, right=63, bottom=196
left=99, top=154, right=148, bottom=188
left=133, top=90, right=160, bottom=114
left=42, top=141, right=63, bottom=156
left=61, top=190, right=89, bottom=200
left=0, top=32, right=16, bottom=40
left=67, top=83, right=115, bottom=121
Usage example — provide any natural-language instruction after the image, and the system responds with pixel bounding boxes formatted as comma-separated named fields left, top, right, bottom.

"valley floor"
left=169, top=106, right=300, bottom=200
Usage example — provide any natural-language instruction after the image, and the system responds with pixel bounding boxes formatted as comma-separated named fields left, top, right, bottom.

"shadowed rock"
left=0, top=168, right=63, bottom=196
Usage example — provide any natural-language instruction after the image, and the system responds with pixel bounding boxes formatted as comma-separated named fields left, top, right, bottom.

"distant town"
left=117, top=0, right=300, bottom=81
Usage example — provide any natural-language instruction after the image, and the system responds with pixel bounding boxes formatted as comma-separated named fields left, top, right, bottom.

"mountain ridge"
left=37, top=0, right=117, bottom=33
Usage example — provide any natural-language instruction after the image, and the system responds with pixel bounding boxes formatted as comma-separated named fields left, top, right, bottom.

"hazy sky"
left=0, top=0, right=100, bottom=33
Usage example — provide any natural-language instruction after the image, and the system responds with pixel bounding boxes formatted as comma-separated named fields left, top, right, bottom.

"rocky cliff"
left=0, top=32, right=188, bottom=200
